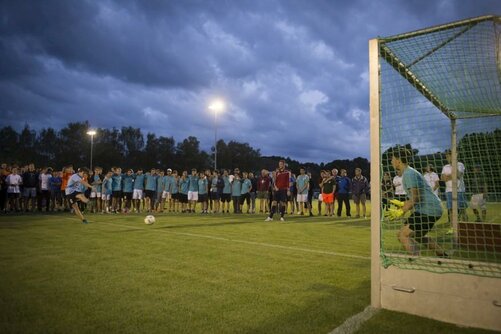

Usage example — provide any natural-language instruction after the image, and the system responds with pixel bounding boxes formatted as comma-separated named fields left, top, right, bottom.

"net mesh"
left=378, top=16, right=501, bottom=278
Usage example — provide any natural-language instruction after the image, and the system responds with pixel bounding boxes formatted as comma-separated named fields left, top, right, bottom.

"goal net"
left=377, top=15, right=501, bottom=278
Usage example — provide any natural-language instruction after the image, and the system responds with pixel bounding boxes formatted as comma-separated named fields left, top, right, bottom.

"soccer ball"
left=144, top=215, right=155, bottom=225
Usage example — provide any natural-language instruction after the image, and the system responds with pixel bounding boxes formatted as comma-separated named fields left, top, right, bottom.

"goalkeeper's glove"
left=384, top=208, right=404, bottom=220
left=389, top=199, right=404, bottom=208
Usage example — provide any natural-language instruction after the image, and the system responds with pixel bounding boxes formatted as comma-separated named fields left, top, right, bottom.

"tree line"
left=0, top=122, right=371, bottom=181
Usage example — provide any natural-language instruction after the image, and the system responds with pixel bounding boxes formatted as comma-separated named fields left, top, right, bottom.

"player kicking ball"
left=385, top=147, right=447, bottom=257
left=66, top=167, right=93, bottom=224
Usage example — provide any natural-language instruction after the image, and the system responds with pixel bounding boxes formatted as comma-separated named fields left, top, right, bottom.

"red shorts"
left=322, top=193, right=334, bottom=204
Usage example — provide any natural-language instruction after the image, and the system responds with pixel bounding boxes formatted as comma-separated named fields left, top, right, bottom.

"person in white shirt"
left=393, top=169, right=407, bottom=202
left=39, top=167, right=52, bottom=212
left=423, top=165, right=440, bottom=197
left=6, top=167, right=22, bottom=212
left=441, top=150, right=468, bottom=223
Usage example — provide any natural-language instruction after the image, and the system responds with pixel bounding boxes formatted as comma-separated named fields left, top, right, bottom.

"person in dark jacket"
left=336, top=169, right=351, bottom=218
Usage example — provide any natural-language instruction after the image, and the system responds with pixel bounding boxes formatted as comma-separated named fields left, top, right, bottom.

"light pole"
left=208, top=100, right=225, bottom=171
left=86, top=129, right=97, bottom=171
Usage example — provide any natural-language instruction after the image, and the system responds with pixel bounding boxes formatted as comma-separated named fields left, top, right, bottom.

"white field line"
left=328, top=305, right=378, bottom=334
left=91, top=220, right=371, bottom=261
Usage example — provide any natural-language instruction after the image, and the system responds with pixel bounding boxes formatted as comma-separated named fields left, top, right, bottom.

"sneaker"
left=265, top=217, right=273, bottom=222
left=280, top=217, right=285, bottom=222
left=82, top=219, right=88, bottom=224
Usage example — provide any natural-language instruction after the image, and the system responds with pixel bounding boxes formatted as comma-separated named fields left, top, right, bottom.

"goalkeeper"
left=387, top=148, right=447, bottom=257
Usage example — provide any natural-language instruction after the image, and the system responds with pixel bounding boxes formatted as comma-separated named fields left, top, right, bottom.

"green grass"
left=0, top=201, right=499, bottom=333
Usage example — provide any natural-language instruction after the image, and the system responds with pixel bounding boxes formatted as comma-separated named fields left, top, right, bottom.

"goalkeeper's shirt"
left=402, top=166, right=442, bottom=217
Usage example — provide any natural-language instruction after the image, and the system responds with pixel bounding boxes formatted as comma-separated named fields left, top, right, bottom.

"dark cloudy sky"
left=1, top=0, right=499, bottom=162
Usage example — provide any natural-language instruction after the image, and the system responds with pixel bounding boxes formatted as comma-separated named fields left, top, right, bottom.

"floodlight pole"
left=87, top=130, right=97, bottom=171
left=90, top=134, right=94, bottom=171
left=214, top=108, right=218, bottom=171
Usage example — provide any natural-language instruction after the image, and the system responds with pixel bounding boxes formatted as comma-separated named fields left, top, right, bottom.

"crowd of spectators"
left=0, top=162, right=372, bottom=218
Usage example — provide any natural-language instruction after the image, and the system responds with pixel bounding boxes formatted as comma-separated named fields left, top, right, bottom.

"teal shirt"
left=122, top=175, right=134, bottom=193
left=112, top=174, right=122, bottom=191
left=92, top=175, right=102, bottom=193
left=296, top=174, right=309, bottom=195
left=133, top=174, right=145, bottom=190
left=145, top=173, right=157, bottom=191
left=164, top=175, right=173, bottom=192
left=180, top=178, right=190, bottom=194
left=223, top=176, right=231, bottom=194
left=231, top=178, right=242, bottom=196
left=188, top=175, right=199, bottom=192
left=198, top=178, right=208, bottom=195
left=240, top=179, right=251, bottom=195
left=171, top=178, right=179, bottom=194
left=103, top=177, right=113, bottom=195
left=402, top=166, right=443, bottom=217
left=156, top=176, right=165, bottom=192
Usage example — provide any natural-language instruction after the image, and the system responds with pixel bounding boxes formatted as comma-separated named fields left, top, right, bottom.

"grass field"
left=0, top=201, right=499, bottom=334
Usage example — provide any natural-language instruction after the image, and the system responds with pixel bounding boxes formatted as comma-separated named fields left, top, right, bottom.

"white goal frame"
left=369, top=16, right=501, bottom=331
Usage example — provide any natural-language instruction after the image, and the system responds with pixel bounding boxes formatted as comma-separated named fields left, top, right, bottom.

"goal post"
left=370, top=15, right=501, bottom=331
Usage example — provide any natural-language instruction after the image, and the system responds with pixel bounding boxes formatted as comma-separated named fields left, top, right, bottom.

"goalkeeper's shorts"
left=406, top=212, right=441, bottom=239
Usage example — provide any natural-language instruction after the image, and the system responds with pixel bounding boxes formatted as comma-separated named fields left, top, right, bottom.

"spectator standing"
left=424, top=165, right=440, bottom=197
left=296, top=167, right=310, bottom=216
left=393, top=170, right=407, bottom=202
left=381, top=172, right=394, bottom=211
left=336, top=169, right=351, bottom=218
left=257, top=169, right=271, bottom=214
left=441, top=149, right=468, bottom=223
left=39, top=167, right=52, bottom=212
left=6, top=167, right=22, bottom=212
left=249, top=172, right=257, bottom=214
left=321, top=170, right=336, bottom=217
left=352, top=168, right=369, bottom=219
left=22, top=163, right=38, bottom=212
left=469, top=165, right=487, bottom=222
left=132, top=169, right=145, bottom=213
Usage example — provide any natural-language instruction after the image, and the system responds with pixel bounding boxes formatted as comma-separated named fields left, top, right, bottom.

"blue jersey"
left=211, top=177, right=218, bottom=192
left=112, top=174, right=123, bottom=191
left=92, top=175, right=103, bottom=193
left=66, top=174, right=84, bottom=194
left=145, top=173, right=157, bottom=191
left=122, top=175, right=134, bottom=193
left=133, top=174, right=145, bottom=190
left=296, top=174, right=309, bottom=195
left=162, top=176, right=170, bottom=192
left=403, top=166, right=443, bottom=217
left=49, top=176, right=62, bottom=192
left=198, top=178, right=208, bottom=195
left=223, top=176, right=231, bottom=194
left=232, top=179, right=242, bottom=196
left=180, top=178, right=190, bottom=194
left=188, top=175, right=199, bottom=192
left=156, top=176, right=165, bottom=193
left=337, top=177, right=351, bottom=194
left=240, top=179, right=251, bottom=195
left=102, top=177, right=113, bottom=195
left=171, top=177, right=179, bottom=194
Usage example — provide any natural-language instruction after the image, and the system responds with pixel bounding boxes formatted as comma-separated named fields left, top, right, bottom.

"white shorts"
left=188, top=191, right=198, bottom=201
left=297, top=194, right=308, bottom=203
left=470, top=194, right=486, bottom=210
left=162, top=191, right=172, bottom=200
left=101, top=194, right=111, bottom=201
left=90, top=192, right=101, bottom=198
left=133, top=189, right=143, bottom=200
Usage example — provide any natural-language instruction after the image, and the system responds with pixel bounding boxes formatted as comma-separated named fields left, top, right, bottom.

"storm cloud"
left=1, top=0, right=499, bottom=162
